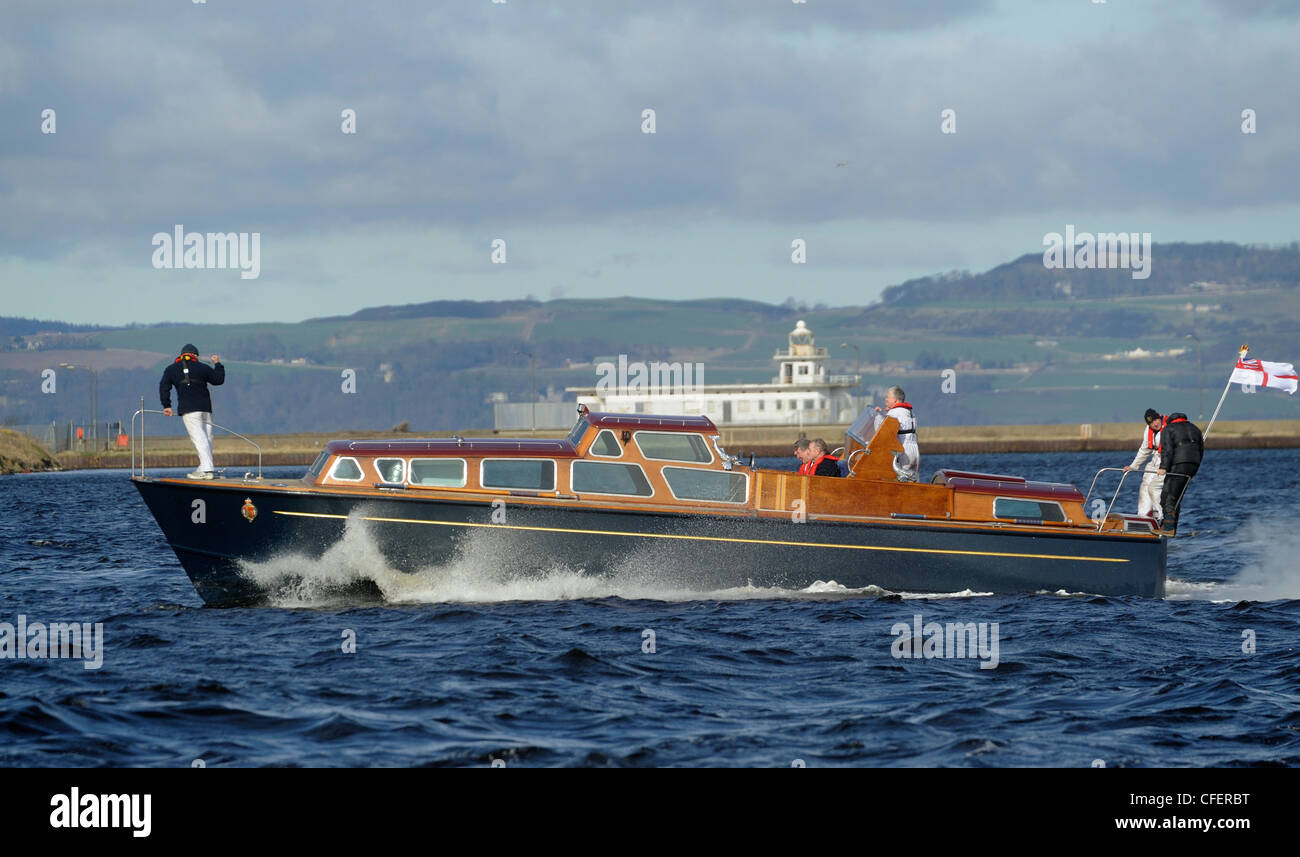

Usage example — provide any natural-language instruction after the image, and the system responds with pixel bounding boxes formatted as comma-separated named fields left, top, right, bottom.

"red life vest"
left=1145, top=415, right=1166, bottom=451
left=798, top=459, right=814, bottom=475
left=810, top=453, right=840, bottom=474
left=889, top=402, right=916, bottom=435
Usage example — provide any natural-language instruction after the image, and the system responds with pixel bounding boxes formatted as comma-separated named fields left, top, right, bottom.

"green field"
left=8, top=242, right=1299, bottom=432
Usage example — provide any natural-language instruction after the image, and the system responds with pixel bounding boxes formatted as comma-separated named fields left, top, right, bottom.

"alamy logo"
left=49, top=788, right=150, bottom=837
left=890, top=613, right=999, bottom=669
left=151, top=224, right=261, bottom=279
left=1042, top=225, right=1151, bottom=280
left=596, top=355, right=704, bottom=395
left=0, top=614, right=103, bottom=669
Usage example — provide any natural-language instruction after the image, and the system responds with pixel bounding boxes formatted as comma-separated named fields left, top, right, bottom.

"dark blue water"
left=2, top=450, right=1298, bottom=767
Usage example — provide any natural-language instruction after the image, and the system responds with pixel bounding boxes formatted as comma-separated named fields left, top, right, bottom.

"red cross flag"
left=1230, top=355, right=1298, bottom=395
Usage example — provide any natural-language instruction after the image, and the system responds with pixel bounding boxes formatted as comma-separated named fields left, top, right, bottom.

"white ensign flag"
left=1230, top=356, right=1298, bottom=395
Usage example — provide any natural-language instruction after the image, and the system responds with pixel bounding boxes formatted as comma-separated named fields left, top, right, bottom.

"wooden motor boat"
left=132, top=405, right=1165, bottom=605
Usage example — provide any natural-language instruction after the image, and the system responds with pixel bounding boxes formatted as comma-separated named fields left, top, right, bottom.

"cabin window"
left=662, top=467, right=749, bottom=504
left=329, top=457, right=363, bottom=481
left=571, top=461, right=653, bottom=497
left=307, top=450, right=330, bottom=479
left=409, top=458, right=467, bottom=487
left=589, top=429, right=622, bottom=458
left=993, top=497, right=1066, bottom=523
left=375, top=458, right=405, bottom=484
left=634, top=431, right=713, bottom=463
left=566, top=417, right=589, bottom=448
left=481, top=458, right=556, bottom=491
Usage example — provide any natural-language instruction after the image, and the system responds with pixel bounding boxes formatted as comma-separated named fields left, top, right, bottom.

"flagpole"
left=1202, top=344, right=1249, bottom=440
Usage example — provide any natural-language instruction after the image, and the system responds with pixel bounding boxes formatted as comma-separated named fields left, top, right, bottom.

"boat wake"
left=1166, top=516, right=1300, bottom=602
left=235, top=512, right=987, bottom=607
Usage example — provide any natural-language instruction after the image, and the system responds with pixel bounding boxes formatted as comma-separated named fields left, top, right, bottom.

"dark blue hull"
left=133, top=477, right=1167, bottom=606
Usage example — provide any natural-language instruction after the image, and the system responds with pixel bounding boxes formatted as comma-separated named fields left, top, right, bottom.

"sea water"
left=1, top=450, right=1297, bottom=766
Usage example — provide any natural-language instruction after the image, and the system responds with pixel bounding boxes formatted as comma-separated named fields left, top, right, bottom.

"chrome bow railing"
left=131, top=398, right=262, bottom=479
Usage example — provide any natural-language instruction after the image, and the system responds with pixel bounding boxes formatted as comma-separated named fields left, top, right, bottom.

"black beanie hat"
left=181, top=344, right=199, bottom=356
left=1144, top=408, right=1160, bottom=422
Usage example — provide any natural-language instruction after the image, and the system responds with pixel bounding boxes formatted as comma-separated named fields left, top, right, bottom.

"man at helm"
left=871, top=386, right=919, bottom=482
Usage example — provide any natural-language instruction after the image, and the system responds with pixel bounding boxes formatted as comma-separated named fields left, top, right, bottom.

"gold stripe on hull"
left=272, top=509, right=1129, bottom=563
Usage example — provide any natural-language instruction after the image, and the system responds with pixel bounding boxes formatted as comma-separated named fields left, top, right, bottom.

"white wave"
left=1163, top=578, right=1232, bottom=601
left=237, top=512, right=398, bottom=607
left=899, top=588, right=994, bottom=600
left=234, top=512, right=993, bottom=606
left=1168, top=515, right=1300, bottom=602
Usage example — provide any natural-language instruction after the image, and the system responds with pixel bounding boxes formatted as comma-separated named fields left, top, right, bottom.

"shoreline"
left=13, top=417, right=1299, bottom=472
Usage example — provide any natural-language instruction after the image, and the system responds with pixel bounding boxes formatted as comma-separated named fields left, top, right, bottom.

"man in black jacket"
left=1157, top=412, right=1203, bottom=535
left=159, top=344, right=225, bottom=479
left=808, top=438, right=842, bottom=477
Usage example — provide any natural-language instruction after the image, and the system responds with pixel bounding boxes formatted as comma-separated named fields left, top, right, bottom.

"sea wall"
left=32, top=419, right=1300, bottom=471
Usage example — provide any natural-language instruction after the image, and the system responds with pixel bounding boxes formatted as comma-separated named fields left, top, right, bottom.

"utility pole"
left=1186, top=333, right=1203, bottom=420
left=840, top=342, right=861, bottom=409
left=516, top=350, right=536, bottom=434
left=59, top=363, right=98, bottom=450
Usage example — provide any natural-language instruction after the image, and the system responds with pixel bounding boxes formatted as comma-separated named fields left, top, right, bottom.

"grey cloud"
left=0, top=0, right=1295, bottom=261
left=1205, top=0, right=1300, bottom=17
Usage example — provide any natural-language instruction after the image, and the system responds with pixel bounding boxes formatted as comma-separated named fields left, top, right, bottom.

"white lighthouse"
left=564, top=319, right=862, bottom=427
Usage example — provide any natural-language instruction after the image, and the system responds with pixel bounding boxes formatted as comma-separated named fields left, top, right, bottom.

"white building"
left=564, top=320, right=862, bottom=427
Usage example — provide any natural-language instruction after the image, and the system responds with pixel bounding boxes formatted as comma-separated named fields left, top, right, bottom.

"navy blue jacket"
left=1159, top=414, right=1203, bottom=470
left=812, top=454, right=842, bottom=477
left=159, top=357, right=225, bottom=415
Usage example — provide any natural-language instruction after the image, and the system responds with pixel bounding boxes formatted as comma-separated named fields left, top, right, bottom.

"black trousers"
left=1159, top=462, right=1199, bottom=526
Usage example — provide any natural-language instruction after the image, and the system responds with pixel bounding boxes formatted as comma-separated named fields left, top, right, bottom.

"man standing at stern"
left=1123, top=408, right=1166, bottom=523
left=1157, top=412, right=1203, bottom=536
left=159, top=344, right=225, bottom=479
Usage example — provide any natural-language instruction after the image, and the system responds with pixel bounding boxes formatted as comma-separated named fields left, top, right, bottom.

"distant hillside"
left=858, top=242, right=1300, bottom=339
left=3, top=241, right=1298, bottom=434
left=310, top=299, right=544, bottom=323
left=877, top=242, right=1300, bottom=305
left=0, top=316, right=105, bottom=337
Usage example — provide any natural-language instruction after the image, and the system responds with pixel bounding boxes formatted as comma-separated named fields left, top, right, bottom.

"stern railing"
left=1084, top=466, right=1194, bottom=534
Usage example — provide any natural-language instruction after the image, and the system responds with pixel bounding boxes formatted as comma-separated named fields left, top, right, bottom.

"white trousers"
left=182, top=410, right=214, bottom=472
left=1137, top=473, right=1164, bottom=519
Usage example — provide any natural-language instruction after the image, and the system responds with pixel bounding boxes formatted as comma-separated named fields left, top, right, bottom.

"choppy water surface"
left=2, top=450, right=1298, bottom=767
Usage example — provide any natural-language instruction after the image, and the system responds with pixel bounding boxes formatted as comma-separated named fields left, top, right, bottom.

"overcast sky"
left=1, top=0, right=1297, bottom=325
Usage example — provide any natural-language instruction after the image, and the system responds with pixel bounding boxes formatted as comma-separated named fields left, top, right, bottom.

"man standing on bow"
left=1123, top=408, right=1166, bottom=522
left=159, top=344, right=225, bottom=479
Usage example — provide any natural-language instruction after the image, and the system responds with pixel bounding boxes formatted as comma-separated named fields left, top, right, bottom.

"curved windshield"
left=566, top=417, right=590, bottom=448
left=847, top=408, right=876, bottom=445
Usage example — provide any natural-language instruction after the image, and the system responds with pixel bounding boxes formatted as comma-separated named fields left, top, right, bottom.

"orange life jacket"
left=810, top=453, right=840, bottom=474
left=1145, top=415, right=1166, bottom=452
